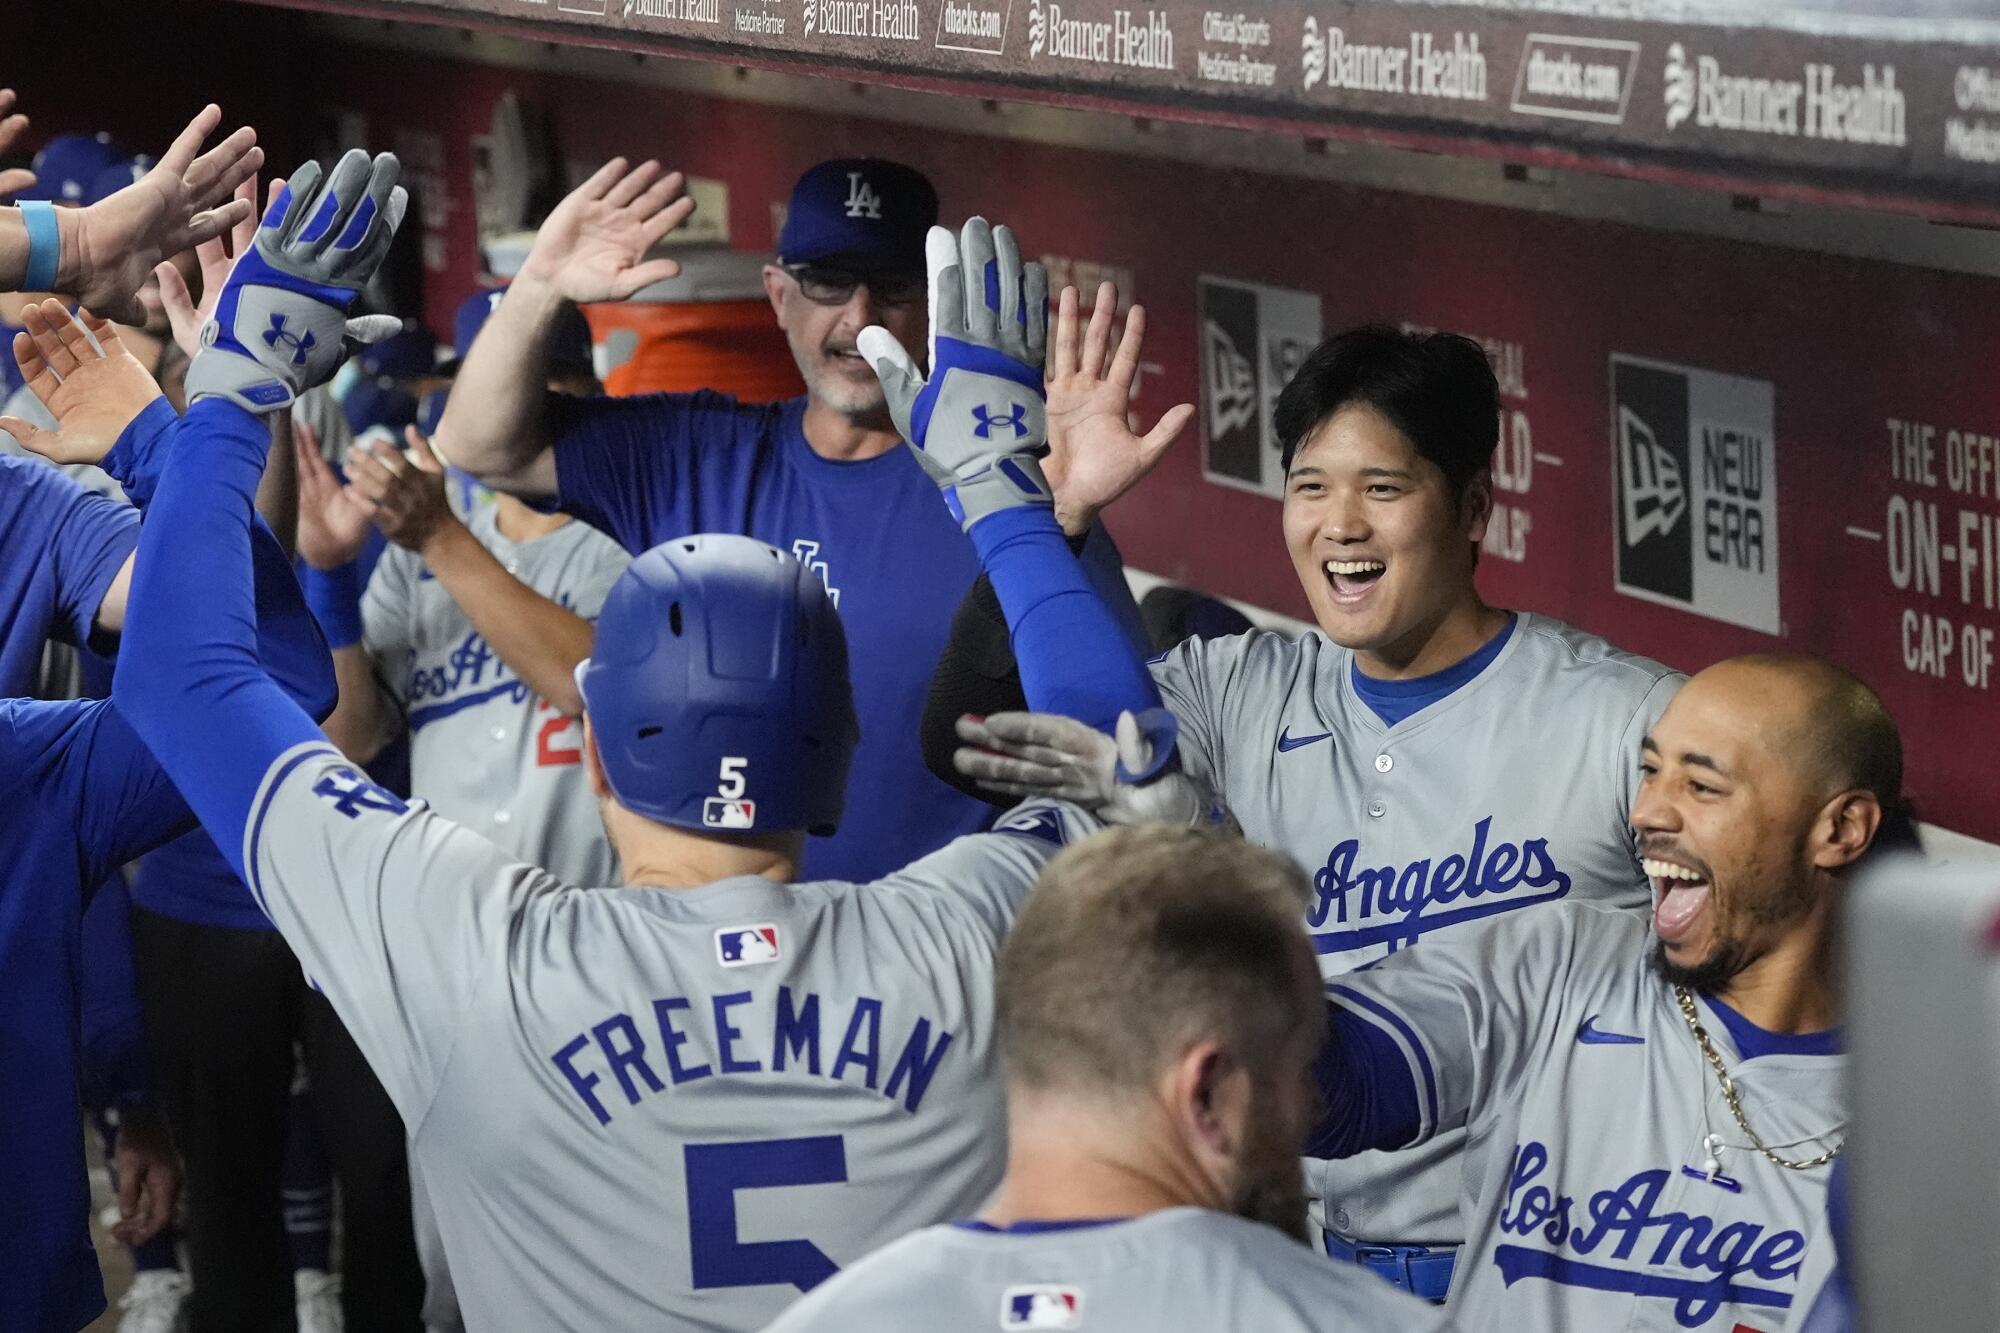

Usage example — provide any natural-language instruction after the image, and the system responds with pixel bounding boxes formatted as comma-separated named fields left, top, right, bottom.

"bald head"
left=1686, top=655, right=1902, bottom=811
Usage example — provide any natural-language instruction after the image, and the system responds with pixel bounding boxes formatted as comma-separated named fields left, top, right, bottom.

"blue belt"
left=1323, top=1235, right=1458, bottom=1304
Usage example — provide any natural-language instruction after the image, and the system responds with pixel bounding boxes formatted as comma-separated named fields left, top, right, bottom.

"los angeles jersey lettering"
left=1334, top=903, right=1840, bottom=1331
left=362, top=502, right=629, bottom=887
left=1150, top=613, right=1681, bottom=1242
left=1153, top=613, right=1677, bottom=968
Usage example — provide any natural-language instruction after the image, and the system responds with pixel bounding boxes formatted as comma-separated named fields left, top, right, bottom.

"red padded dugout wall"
left=19, top=19, right=1995, bottom=842
left=306, top=43, right=2000, bottom=844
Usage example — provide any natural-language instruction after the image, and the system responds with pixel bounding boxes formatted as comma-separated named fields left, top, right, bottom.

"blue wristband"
left=19, top=200, right=60, bottom=293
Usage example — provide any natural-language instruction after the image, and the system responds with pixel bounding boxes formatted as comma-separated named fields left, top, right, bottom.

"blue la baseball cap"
left=777, top=158, right=936, bottom=272
left=14, top=133, right=131, bottom=204
left=440, top=287, right=592, bottom=375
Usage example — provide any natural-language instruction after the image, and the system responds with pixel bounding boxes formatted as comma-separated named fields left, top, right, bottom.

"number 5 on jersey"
left=704, top=756, right=755, bottom=830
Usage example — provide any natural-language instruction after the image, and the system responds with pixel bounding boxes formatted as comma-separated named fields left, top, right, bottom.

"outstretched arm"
left=860, top=220, right=1161, bottom=733
left=115, top=150, right=544, bottom=1124
left=0, top=102, right=260, bottom=322
left=435, top=158, right=693, bottom=495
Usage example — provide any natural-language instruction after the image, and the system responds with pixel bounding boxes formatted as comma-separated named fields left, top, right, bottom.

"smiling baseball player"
left=1300, top=655, right=1895, bottom=1331
left=927, top=319, right=1685, bottom=1288
left=106, top=159, right=1188, bottom=1333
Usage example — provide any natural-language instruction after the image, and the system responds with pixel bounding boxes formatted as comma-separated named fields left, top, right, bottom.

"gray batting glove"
left=856, top=217, right=1054, bottom=531
left=955, top=709, right=1238, bottom=830
left=185, top=149, right=408, bottom=414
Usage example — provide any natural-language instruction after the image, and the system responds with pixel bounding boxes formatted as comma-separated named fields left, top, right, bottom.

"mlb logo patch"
left=716, top=925, right=780, bottom=968
left=999, top=1285, right=1082, bottom=1330
left=703, top=797, right=757, bottom=829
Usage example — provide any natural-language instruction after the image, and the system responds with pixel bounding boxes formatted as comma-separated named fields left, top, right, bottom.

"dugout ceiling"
left=214, top=0, right=2000, bottom=225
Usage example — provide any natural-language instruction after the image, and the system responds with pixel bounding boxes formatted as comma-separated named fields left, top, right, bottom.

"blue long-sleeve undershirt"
left=1304, top=1002, right=1426, bottom=1159
left=114, top=398, right=335, bottom=886
left=965, top=505, right=1160, bottom=731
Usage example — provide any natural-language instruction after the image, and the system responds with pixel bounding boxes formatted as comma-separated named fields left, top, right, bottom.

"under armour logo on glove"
left=856, top=216, right=1054, bottom=531
left=972, top=402, right=1028, bottom=439
left=262, top=313, right=317, bottom=366
left=184, top=148, right=409, bottom=414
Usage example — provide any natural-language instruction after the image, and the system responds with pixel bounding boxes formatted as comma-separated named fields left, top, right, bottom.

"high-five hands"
left=185, top=149, right=406, bottom=413
left=1043, top=282, right=1193, bottom=535
left=955, top=709, right=1237, bottom=830
left=517, top=158, right=696, bottom=303
left=0, top=301, right=165, bottom=464
left=343, top=427, right=457, bottom=554
left=858, top=217, right=1055, bottom=531
left=292, top=419, right=376, bottom=572
left=60, top=105, right=263, bottom=324
left=156, top=174, right=275, bottom=359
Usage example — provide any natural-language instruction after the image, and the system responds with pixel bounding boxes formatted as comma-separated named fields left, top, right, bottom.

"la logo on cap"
left=844, top=171, right=883, bottom=220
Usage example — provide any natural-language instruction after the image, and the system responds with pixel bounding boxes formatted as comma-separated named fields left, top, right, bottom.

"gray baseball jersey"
left=361, top=503, right=628, bottom=886
left=1150, top=612, right=1681, bottom=1241
left=238, top=740, right=1096, bottom=1333
left=760, top=1208, right=1447, bottom=1332
left=1331, top=901, right=1841, bottom=1333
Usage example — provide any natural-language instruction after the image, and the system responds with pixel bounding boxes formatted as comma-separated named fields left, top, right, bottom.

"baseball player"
left=925, top=317, right=1684, bottom=1288
left=295, top=293, right=629, bottom=887
left=432, top=154, right=1147, bottom=883
left=763, top=826, right=1443, bottom=1333
left=0, top=299, right=335, bottom=1332
left=1300, top=655, right=1892, bottom=1331
left=107, top=159, right=1213, bottom=1333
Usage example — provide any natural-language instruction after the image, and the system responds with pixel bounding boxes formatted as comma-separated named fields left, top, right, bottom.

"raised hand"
left=858, top=217, right=1054, bottom=531
left=343, top=426, right=458, bottom=554
left=517, top=158, right=695, bottom=303
left=185, top=149, right=406, bottom=413
left=0, top=90, right=35, bottom=196
left=62, top=104, right=262, bottom=324
left=293, top=419, right=375, bottom=571
left=1042, top=281, right=1192, bottom=535
left=157, top=173, right=271, bottom=358
left=0, top=301, right=164, bottom=464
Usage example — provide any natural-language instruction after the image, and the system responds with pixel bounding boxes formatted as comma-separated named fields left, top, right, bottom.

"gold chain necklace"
left=1674, top=986, right=1842, bottom=1172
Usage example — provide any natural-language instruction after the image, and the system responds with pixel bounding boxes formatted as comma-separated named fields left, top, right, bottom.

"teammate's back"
left=762, top=1209, right=1445, bottom=1332
left=360, top=801, right=1081, bottom=1330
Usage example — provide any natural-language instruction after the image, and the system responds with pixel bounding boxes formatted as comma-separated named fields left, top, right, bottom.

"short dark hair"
left=997, top=827, right=1320, bottom=1097
left=1274, top=324, right=1500, bottom=495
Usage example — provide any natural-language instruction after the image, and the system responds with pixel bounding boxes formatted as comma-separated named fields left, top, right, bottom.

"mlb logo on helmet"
left=999, top=1285, right=1082, bottom=1330
left=715, top=924, right=781, bottom=968
left=703, top=797, right=757, bottom=829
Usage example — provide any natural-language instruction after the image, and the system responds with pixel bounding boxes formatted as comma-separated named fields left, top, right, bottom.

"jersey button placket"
left=1374, top=753, right=1393, bottom=773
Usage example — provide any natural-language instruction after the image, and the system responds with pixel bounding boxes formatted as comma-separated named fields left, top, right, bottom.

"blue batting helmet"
left=576, top=534, right=857, bottom=837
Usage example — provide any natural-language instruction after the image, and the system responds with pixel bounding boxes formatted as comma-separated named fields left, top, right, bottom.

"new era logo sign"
left=1000, top=1285, right=1081, bottom=1329
left=1611, top=355, right=1780, bottom=634
left=716, top=924, right=780, bottom=967
left=1618, top=405, right=1686, bottom=544
left=703, top=797, right=756, bottom=829
left=844, top=171, right=883, bottom=219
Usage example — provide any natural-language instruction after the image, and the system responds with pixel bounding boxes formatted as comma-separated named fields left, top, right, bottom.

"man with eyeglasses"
left=436, top=156, right=1144, bottom=880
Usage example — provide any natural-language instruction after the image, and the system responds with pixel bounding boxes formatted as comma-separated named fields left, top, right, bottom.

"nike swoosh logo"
left=1277, top=727, right=1333, bottom=754
left=1576, top=1016, right=1645, bottom=1046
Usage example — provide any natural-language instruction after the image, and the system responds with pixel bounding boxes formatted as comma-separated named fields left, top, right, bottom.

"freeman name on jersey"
left=551, top=986, right=958, bottom=1126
